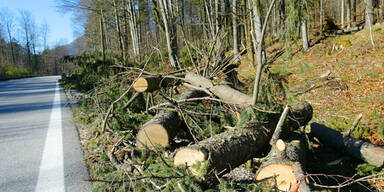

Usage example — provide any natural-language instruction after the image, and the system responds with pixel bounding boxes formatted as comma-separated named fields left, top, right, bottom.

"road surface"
left=0, top=76, right=91, bottom=192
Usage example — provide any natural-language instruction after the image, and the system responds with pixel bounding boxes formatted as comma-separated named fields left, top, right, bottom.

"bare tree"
left=1, top=9, right=16, bottom=65
left=19, top=10, right=32, bottom=71
left=233, top=0, right=240, bottom=63
left=301, top=0, right=309, bottom=51
left=252, top=0, right=276, bottom=105
left=156, top=0, right=180, bottom=70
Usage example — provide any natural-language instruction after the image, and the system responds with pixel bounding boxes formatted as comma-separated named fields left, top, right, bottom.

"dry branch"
left=136, top=89, right=204, bottom=149
left=308, top=122, right=384, bottom=167
left=174, top=102, right=313, bottom=176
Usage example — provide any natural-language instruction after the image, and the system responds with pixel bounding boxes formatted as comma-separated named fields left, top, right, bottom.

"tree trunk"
left=252, top=0, right=276, bottom=105
left=174, top=102, right=313, bottom=176
left=301, top=0, right=309, bottom=52
left=320, top=0, right=323, bottom=34
left=233, top=0, right=240, bottom=63
left=113, top=0, right=125, bottom=59
left=158, top=0, right=179, bottom=70
left=341, top=0, right=345, bottom=28
left=184, top=72, right=253, bottom=107
left=308, top=123, right=384, bottom=167
left=255, top=138, right=310, bottom=192
left=346, top=0, right=351, bottom=29
left=352, top=0, right=357, bottom=23
left=365, top=0, right=376, bottom=28
left=99, top=10, right=106, bottom=66
left=136, top=89, right=204, bottom=149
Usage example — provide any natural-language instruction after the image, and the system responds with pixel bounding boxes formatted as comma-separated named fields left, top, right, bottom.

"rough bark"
left=174, top=102, right=313, bottom=176
left=308, top=122, right=384, bottom=167
left=132, top=76, right=178, bottom=92
left=184, top=72, right=253, bottom=107
left=255, top=138, right=310, bottom=192
left=136, top=89, right=204, bottom=149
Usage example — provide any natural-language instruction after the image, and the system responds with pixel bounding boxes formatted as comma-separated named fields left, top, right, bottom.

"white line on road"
left=35, top=82, right=65, bottom=192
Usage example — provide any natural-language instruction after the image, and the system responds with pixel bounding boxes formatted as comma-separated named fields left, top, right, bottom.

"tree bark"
left=136, top=89, right=204, bottom=149
left=174, top=102, right=313, bottom=176
left=255, top=138, right=310, bottom=192
left=233, top=0, right=240, bottom=63
left=301, top=0, right=309, bottom=52
left=184, top=72, right=252, bottom=107
left=308, top=123, right=384, bottom=167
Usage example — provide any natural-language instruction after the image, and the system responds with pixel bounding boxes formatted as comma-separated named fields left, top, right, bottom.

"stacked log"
left=174, top=102, right=313, bottom=176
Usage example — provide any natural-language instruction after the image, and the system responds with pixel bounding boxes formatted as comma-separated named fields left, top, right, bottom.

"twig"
left=86, top=175, right=184, bottom=183
left=307, top=172, right=384, bottom=190
left=347, top=113, right=363, bottom=136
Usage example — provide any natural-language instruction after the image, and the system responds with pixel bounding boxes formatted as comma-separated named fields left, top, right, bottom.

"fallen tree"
left=308, top=122, right=384, bottom=167
left=136, top=89, right=204, bottom=149
left=174, top=102, right=313, bottom=176
left=184, top=72, right=253, bottom=107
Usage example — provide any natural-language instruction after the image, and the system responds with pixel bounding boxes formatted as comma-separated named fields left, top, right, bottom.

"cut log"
left=184, top=72, right=253, bottom=107
left=136, top=89, right=204, bottom=149
left=308, top=122, right=384, bottom=167
left=255, top=138, right=310, bottom=192
left=133, top=76, right=177, bottom=92
left=174, top=102, right=313, bottom=176
left=336, top=25, right=364, bottom=34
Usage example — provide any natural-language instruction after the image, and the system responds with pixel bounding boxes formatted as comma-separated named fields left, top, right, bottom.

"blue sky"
left=1, top=0, right=75, bottom=48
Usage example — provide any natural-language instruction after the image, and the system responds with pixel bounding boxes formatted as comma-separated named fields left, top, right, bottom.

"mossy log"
left=174, top=102, right=313, bottom=176
left=184, top=72, right=252, bottom=107
left=255, top=138, right=310, bottom=192
left=308, top=123, right=384, bottom=167
left=133, top=76, right=177, bottom=92
left=136, top=89, right=203, bottom=149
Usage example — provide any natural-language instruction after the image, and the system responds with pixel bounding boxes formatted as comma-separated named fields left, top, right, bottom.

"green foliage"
left=356, top=163, right=383, bottom=176
left=60, top=51, right=116, bottom=92
left=0, top=64, right=30, bottom=77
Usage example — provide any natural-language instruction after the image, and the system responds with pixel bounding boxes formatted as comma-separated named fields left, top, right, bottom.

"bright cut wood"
left=136, top=89, right=204, bottom=149
left=133, top=76, right=176, bottom=92
left=132, top=77, right=149, bottom=92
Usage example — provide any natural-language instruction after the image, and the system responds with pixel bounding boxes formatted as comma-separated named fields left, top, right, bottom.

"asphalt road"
left=0, top=76, right=92, bottom=192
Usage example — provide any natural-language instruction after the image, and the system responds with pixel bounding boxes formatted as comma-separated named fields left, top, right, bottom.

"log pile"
left=127, top=71, right=383, bottom=190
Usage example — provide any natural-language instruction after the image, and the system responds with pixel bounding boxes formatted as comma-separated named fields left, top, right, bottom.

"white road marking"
left=35, top=82, right=65, bottom=192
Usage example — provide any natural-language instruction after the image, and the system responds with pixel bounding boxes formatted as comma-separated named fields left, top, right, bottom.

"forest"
left=4, top=0, right=384, bottom=191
